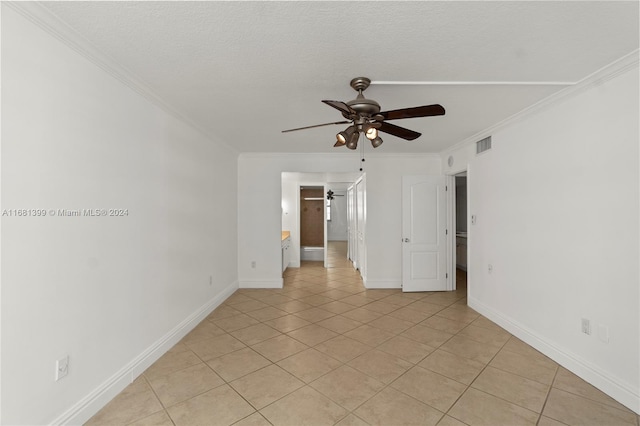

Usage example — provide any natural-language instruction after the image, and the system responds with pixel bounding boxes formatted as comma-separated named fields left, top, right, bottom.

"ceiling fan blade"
left=379, top=104, right=445, bottom=121
left=378, top=122, right=421, bottom=140
left=282, top=120, right=350, bottom=133
left=322, top=100, right=356, bottom=116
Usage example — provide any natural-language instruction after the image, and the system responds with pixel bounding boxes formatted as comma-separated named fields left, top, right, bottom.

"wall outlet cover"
left=56, top=356, right=69, bottom=381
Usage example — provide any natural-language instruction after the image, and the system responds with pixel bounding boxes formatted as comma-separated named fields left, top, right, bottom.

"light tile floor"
left=87, top=244, right=639, bottom=425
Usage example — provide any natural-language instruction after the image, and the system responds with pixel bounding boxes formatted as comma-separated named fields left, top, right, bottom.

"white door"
left=402, top=175, right=447, bottom=292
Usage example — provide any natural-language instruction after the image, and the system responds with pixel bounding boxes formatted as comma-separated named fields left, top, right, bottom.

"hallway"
left=326, top=241, right=351, bottom=269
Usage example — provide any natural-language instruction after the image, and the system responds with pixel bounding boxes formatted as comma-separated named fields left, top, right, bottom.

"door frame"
left=445, top=169, right=469, bottom=292
left=354, top=175, right=366, bottom=281
left=347, top=183, right=357, bottom=269
left=446, top=174, right=456, bottom=291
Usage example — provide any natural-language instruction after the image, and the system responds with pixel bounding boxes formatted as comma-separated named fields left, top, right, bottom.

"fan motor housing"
left=346, top=95, right=381, bottom=116
left=346, top=77, right=381, bottom=117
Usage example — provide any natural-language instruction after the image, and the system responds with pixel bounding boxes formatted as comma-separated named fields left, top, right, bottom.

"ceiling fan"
left=282, top=77, right=445, bottom=149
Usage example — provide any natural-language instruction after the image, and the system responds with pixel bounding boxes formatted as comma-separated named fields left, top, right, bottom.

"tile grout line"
left=442, top=334, right=527, bottom=424
left=535, top=365, right=564, bottom=426
left=135, top=374, right=177, bottom=426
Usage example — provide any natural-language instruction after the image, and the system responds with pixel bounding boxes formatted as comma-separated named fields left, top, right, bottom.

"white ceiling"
left=40, top=1, right=639, bottom=154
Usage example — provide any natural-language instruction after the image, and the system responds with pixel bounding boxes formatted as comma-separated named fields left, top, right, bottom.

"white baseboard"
left=364, top=279, right=401, bottom=289
left=468, top=296, right=640, bottom=415
left=54, top=281, right=239, bottom=425
left=239, top=279, right=283, bottom=289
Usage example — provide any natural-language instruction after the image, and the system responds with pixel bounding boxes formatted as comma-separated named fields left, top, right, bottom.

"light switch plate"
left=56, top=355, right=69, bottom=381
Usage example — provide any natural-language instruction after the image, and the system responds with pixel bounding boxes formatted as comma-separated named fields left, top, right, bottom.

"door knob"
left=404, top=238, right=410, bottom=243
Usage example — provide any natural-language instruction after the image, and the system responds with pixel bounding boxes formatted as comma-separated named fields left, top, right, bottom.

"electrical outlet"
left=251, top=261, right=256, bottom=269
left=488, top=264, right=493, bottom=274
left=209, top=275, right=212, bottom=286
left=471, top=215, right=477, bottom=225
left=581, top=318, right=591, bottom=335
left=55, top=355, right=69, bottom=381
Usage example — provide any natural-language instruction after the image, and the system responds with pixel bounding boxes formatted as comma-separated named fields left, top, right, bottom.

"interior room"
left=1, top=2, right=638, bottom=425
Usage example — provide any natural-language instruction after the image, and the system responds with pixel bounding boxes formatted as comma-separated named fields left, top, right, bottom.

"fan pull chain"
left=359, top=132, right=365, bottom=172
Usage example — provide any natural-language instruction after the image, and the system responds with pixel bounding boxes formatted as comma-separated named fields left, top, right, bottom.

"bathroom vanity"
left=281, top=231, right=291, bottom=272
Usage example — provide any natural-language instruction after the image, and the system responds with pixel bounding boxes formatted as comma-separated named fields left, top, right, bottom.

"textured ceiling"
left=40, top=1, right=639, bottom=153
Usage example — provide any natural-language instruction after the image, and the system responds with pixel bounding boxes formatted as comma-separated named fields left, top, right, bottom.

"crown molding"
left=441, top=49, right=639, bottom=156
left=4, top=1, right=238, bottom=155
left=238, top=152, right=441, bottom=160
left=372, top=80, right=577, bottom=86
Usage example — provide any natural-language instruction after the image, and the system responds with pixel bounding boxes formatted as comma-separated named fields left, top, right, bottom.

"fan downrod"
left=350, top=77, right=371, bottom=93
left=346, top=77, right=380, bottom=116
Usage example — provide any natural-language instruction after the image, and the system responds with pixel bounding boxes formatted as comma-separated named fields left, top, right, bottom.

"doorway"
left=452, top=172, right=468, bottom=291
left=299, top=186, right=325, bottom=262
left=281, top=172, right=361, bottom=271
left=326, top=184, right=350, bottom=268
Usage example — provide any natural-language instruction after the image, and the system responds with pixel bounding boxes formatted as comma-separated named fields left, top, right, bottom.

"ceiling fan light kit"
left=370, top=136, right=383, bottom=148
left=282, top=77, right=446, bottom=150
left=336, top=125, right=357, bottom=146
left=345, top=132, right=359, bottom=150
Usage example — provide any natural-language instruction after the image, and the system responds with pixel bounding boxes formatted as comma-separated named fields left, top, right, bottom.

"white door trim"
left=446, top=175, right=455, bottom=291
left=445, top=169, right=470, bottom=293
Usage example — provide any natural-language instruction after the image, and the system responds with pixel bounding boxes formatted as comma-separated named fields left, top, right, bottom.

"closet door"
left=347, top=185, right=356, bottom=267
left=356, top=177, right=366, bottom=278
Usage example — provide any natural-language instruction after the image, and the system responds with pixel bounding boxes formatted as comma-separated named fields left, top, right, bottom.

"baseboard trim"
left=239, top=279, right=283, bottom=289
left=364, top=279, right=401, bottom=289
left=53, top=280, right=239, bottom=425
left=468, top=296, right=640, bottom=414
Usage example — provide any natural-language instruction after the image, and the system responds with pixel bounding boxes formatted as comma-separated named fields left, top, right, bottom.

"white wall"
left=239, top=154, right=441, bottom=288
left=443, top=63, right=639, bottom=412
left=1, top=6, right=238, bottom=424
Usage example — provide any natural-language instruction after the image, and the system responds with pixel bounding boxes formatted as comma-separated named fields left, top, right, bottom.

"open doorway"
left=281, top=172, right=361, bottom=272
left=326, top=183, right=350, bottom=268
left=453, top=172, right=468, bottom=292
left=299, top=186, right=325, bottom=262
